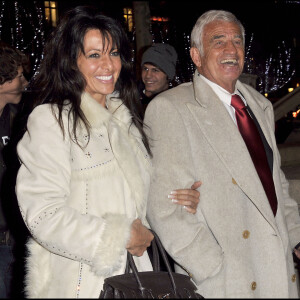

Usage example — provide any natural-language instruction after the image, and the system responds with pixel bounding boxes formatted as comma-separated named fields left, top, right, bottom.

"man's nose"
left=145, top=70, right=153, bottom=78
left=22, top=77, right=29, bottom=89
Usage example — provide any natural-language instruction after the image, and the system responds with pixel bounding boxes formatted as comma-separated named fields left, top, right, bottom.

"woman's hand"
left=168, top=181, right=202, bottom=214
left=126, top=219, right=154, bottom=256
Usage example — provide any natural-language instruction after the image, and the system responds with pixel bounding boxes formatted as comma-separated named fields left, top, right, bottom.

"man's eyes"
left=213, top=39, right=243, bottom=46
left=214, top=40, right=224, bottom=46
left=234, top=40, right=243, bottom=45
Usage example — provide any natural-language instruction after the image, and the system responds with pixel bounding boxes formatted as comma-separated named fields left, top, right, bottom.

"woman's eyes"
left=88, top=53, right=100, bottom=58
left=88, top=51, right=120, bottom=58
left=111, top=50, right=120, bottom=57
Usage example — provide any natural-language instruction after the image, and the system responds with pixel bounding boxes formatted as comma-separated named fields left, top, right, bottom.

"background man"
left=0, top=41, right=29, bottom=298
left=139, top=43, right=177, bottom=113
left=144, top=10, right=300, bottom=298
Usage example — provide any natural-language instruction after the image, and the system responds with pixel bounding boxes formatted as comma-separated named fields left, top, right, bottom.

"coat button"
left=251, top=281, right=257, bottom=290
left=232, top=178, right=237, bottom=185
left=243, top=230, right=250, bottom=239
left=292, top=274, right=296, bottom=282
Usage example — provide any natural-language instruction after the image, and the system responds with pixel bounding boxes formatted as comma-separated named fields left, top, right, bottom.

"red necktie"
left=231, top=94, right=277, bottom=216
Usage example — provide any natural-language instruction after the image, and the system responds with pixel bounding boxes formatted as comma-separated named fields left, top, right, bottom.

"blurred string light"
left=244, top=33, right=254, bottom=73
left=135, top=21, right=296, bottom=92
left=263, top=41, right=295, bottom=94
left=2, top=1, right=295, bottom=95
left=0, top=1, right=45, bottom=78
left=149, top=21, right=196, bottom=83
left=148, top=24, right=296, bottom=92
left=178, top=32, right=195, bottom=83
left=0, top=1, right=5, bottom=38
left=244, top=36, right=295, bottom=94
left=129, top=19, right=196, bottom=83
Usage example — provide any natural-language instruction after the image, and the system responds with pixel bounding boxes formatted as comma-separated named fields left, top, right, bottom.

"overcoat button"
left=232, top=178, right=237, bottom=185
left=243, top=230, right=250, bottom=239
left=292, top=274, right=296, bottom=282
left=251, top=281, right=257, bottom=290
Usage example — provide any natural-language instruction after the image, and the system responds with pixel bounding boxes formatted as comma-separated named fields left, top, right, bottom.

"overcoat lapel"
left=187, top=73, right=276, bottom=230
left=236, top=81, right=274, bottom=152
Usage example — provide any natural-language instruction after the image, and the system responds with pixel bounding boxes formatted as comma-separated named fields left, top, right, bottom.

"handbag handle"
left=125, top=230, right=160, bottom=273
left=126, top=230, right=178, bottom=296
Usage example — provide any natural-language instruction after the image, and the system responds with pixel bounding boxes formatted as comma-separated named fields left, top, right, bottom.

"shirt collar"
left=200, top=74, right=245, bottom=106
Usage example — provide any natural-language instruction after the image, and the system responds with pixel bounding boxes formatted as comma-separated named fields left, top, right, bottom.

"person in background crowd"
left=15, top=6, right=201, bottom=298
left=144, top=9, right=300, bottom=298
left=0, top=41, right=29, bottom=298
left=139, top=43, right=178, bottom=113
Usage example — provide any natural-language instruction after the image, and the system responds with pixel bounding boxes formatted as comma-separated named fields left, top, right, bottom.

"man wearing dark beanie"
left=139, top=43, right=178, bottom=113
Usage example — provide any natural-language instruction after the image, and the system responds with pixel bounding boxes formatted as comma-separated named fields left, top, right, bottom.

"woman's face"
left=77, top=29, right=122, bottom=106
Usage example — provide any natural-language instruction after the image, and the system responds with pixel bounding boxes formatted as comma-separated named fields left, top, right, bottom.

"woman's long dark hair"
left=30, top=6, right=151, bottom=155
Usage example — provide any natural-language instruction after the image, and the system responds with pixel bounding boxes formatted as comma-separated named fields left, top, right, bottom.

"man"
left=139, top=43, right=177, bottom=113
left=144, top=10, right=300, bottom=298
left=0, top=41, right=29, bottom=298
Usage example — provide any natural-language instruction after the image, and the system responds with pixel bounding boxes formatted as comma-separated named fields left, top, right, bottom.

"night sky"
left=153, top=0, right=300, bottom=57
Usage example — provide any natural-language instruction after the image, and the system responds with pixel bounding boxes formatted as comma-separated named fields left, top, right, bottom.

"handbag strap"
left=150, top=230, right=177, bottom=292
left=151, top=235, right=160, bottom=271
left=127, top=252, right=146, bottom=293
left=126, top=230, right=178, bottom=296
left=125, top=234, right=160, bottom=273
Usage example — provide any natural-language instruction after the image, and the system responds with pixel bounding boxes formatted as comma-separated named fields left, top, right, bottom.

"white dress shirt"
left=201, top=74, right=247, bottom=126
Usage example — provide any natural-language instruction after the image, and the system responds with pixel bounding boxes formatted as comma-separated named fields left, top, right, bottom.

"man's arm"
left=144, top=96, right=223, bottom=285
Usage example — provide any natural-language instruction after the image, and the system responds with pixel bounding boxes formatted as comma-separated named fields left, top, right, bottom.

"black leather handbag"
left=99, top=230, right=203, bottom=299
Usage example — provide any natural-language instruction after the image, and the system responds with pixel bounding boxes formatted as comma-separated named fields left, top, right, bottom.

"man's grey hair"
left=191, top=10, right=245, bottom=56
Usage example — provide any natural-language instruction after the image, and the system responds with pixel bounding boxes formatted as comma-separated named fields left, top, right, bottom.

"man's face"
left=0, top=66, right=28, bottom=105
left=141, top=63, right=169, bottom=97
left=190, top=20, right=245, bottom=93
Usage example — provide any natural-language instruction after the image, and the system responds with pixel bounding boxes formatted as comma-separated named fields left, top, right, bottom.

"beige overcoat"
left=144, top=72, right=300, bottom=298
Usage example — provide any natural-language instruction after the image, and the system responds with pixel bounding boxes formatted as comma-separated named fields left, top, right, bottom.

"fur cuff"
left=24, top=238, right=51, bottom=298
left=91, top=213, right=132, bottom=276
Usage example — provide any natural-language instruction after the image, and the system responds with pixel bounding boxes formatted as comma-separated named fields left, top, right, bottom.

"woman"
left=15, top=6, right=201, bottom=298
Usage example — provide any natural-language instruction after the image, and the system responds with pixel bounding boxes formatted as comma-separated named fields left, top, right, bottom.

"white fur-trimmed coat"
left=16, top=92, right=153, bottom=298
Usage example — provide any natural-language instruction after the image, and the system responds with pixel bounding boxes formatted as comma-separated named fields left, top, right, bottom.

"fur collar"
left=80, top=91, right=152, bottom=219
left=80, top=91, right=133, bottom=128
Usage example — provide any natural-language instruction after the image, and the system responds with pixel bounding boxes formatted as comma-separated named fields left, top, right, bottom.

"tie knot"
left=231, top=94, right=245, bottom=110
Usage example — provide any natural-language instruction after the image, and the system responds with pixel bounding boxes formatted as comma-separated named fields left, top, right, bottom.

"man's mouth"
left=221, top=59, right=238, bottom=65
